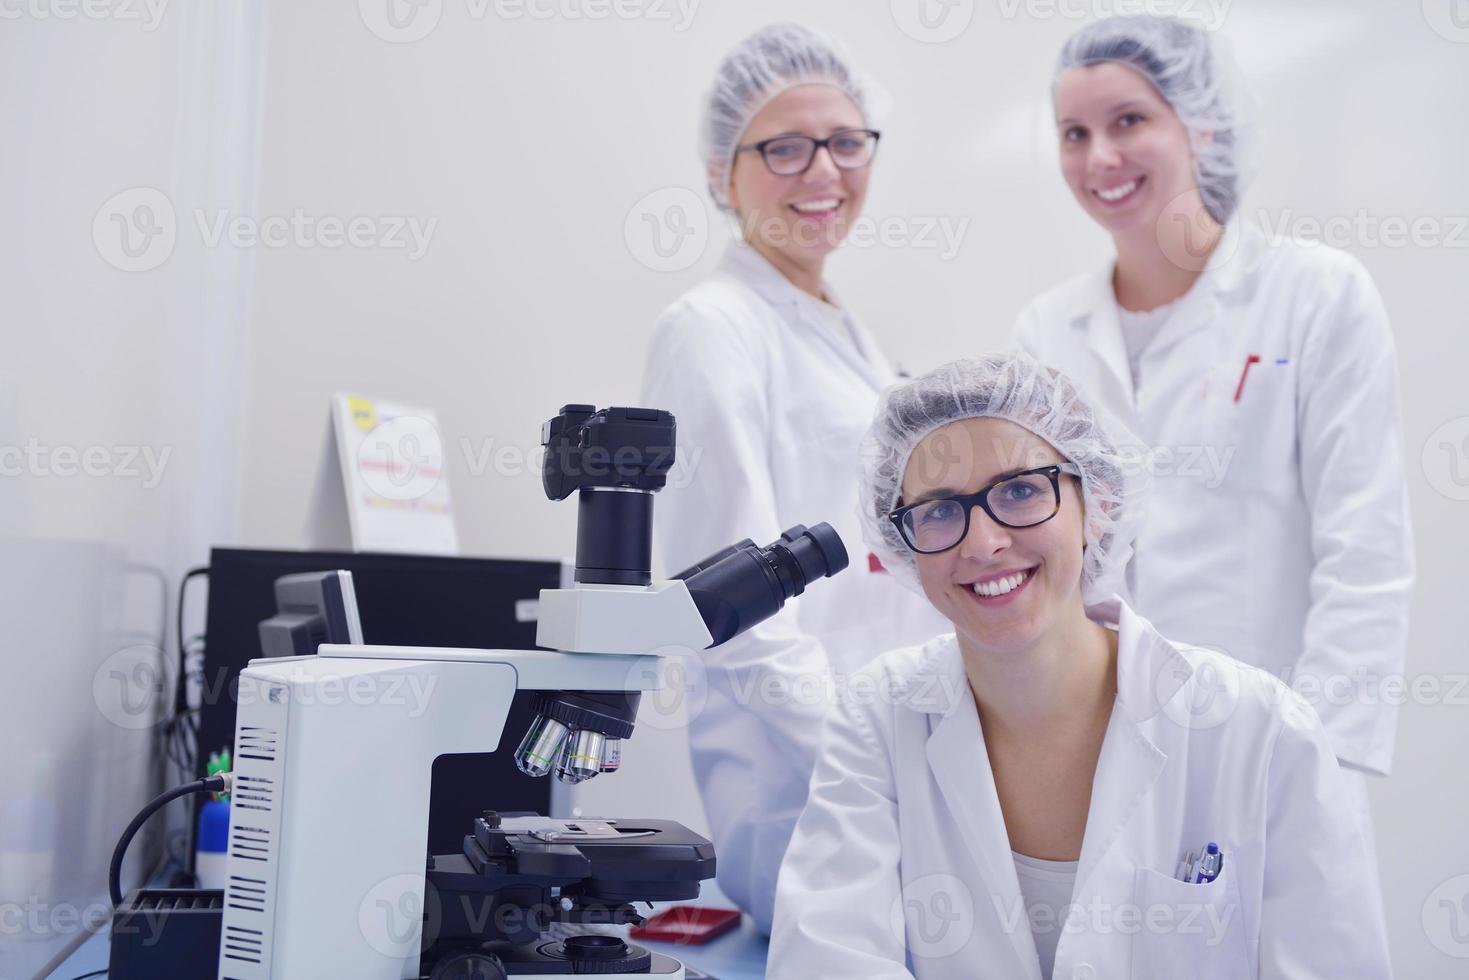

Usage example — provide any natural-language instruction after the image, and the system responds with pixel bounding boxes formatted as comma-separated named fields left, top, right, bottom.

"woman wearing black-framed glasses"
left=770, top=352, right=1392, bottom=980
left=639, top=23, right=945, bottom=937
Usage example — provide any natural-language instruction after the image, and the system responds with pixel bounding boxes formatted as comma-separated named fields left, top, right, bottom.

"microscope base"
left=425, top=939, right=685, bottom=978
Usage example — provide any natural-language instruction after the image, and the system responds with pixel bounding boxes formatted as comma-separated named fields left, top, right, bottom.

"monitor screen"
left=199, top=547, right=561, bottom=853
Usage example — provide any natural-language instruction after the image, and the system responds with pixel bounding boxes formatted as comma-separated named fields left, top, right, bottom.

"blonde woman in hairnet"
left=1011, top=14, right=1412, bottom=917
left=640, top=23, right=946, bottom=933
left=769, top=352, right=1391, bottom=980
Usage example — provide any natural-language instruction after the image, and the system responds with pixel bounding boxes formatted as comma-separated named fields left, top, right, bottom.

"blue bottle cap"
left=196, top=798, right=231, bottom=854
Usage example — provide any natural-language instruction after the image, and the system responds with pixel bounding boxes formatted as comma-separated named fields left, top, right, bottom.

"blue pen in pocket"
left=1194, top=842, right=1222, bottom=884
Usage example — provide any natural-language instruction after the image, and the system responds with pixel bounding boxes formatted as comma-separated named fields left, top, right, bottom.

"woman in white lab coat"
left=640, top=23, right=946, bottom=934
left=769, top=352, right=1392, bottom=980
left=1010, top=15, right=1412, bottom=901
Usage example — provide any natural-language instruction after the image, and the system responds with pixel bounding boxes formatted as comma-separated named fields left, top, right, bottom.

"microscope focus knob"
left=550, top=935, right=654, bottom=973
left=428, top=949, right=508, bottom=980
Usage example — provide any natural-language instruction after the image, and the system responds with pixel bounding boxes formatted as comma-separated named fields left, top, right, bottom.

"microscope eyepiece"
left=780, top=522, right=848, bottom=587
left=673, top=522, right=849, bottom=648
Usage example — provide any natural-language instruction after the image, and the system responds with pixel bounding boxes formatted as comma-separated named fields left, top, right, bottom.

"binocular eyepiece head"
left=524, top=404, right=850, bottom=785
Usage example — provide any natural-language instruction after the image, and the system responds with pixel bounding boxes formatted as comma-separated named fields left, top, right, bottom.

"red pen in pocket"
left=1233, top=354, right=1261, bottom=403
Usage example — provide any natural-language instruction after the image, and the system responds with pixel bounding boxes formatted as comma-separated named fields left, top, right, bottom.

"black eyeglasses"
left=734, top=128, right=881, bottom=177
left=887, top=463, right=1082, bottom=555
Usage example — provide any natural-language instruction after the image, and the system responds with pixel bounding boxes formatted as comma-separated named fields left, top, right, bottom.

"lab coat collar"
left=1065, top=219, right=1261, bottom=401
left=895, top=596, right=1192, bottom=723
left=1089, top=595, right=1194, bottom=724
left=1138, top=219, right=1255, bottom=358
left=716, top=240, right=889, bottom=390
left=888, top=633, right=966, bottom=715
left=1060, top=218, right=1256, bottom=323
left=716, top=241, right=825, bottom=310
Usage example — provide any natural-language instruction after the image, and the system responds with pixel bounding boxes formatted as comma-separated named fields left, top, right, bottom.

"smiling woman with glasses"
left=639, top=23, right=946, bottom=937
left=769, top=351, right=1392, bottom=980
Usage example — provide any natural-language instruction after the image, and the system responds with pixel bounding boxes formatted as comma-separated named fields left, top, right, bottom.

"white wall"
left=6, top=0, right=1465, bottom=976
left=1, top=4, right=264, bottom=976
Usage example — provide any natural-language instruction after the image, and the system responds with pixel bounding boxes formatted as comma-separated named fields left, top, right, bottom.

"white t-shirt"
left=1012, top=850, right=1079, bottom=980
left=1115, top=298, right=1176, bottom=389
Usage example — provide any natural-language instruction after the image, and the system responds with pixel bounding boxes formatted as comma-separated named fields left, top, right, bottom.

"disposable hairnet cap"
left=700, top=22, right=885, bottom=210
left=859, top=351, right=1148, bottom=605
left=1054, top=15, right=1251, bottom=224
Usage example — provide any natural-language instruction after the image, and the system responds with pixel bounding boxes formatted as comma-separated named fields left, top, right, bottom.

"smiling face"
left=725, top=84, right=871, bottom=271
left=901, top=417, right=1088, bottom=657
left=1054, top=62, right=1204, bottom=240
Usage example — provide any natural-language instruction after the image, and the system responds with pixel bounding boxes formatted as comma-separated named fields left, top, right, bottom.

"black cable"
left=172, top=567, right=209, bottom=880
left=168, top=710, right=199, bottom=775
left=109, top=775, right=228, bottom=907
left=64, top=970, right=106, bottom=980
left=175, top=566, right=210, bottom=729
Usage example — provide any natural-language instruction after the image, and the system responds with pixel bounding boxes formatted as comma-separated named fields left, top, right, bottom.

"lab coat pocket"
left=1209, top=359, right=1293, bottom=488
left=1130, top=853, right=1254, bottom=980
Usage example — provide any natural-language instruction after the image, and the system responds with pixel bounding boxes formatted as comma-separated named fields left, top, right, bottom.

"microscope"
left=213, top=405, right=849, bottom=979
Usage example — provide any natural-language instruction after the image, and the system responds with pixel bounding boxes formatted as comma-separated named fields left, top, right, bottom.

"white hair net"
left=1054, top=15, right=1250, bottom=224
left=700, top=22, right=882, bottom=211
left=859, top=351, right=1147, bottom=605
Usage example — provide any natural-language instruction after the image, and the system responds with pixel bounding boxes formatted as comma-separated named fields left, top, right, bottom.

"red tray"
left=630, top=906, right=742, bottom=945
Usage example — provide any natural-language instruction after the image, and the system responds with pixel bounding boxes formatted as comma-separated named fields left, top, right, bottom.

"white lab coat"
left=641, top=242, right=949, bottom=934
left=1012, top=221, right=1414, bottom=776
left=769, top=599, right=1393, bottom=980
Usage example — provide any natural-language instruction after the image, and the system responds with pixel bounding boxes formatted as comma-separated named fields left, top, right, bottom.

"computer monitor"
left=257, top=570, right=365, bottom=658
left=198, top=547, right=561, bottom=853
